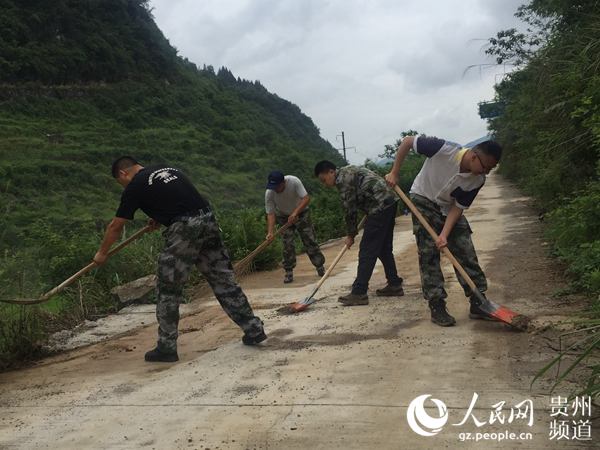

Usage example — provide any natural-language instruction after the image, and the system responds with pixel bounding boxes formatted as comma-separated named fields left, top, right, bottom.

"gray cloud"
left=151, top=0, right=526, bottom=163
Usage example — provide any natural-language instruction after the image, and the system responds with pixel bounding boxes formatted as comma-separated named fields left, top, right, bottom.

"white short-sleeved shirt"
left=265, top=175, right=308, bottom=216
left=410, top=135, right=485, bottom=215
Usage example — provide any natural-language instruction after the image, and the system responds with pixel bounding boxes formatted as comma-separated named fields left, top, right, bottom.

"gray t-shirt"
left=265, top=175, right=308, bottom=216
left=410, top=135, right=485, bottom=215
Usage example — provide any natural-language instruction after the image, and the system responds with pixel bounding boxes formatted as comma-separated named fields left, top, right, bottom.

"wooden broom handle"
left=392, top=185, right=479, bottom=293
left=2, top=226, right=152, bottom=305
left=312, top=215, right=367, bottom=292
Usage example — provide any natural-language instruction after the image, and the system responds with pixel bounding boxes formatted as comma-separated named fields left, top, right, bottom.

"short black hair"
left=111, top=156, right=139, bottom=178
left=473, top=141, right=502, bottom=162
left=314, top=160, right=337, bottom=177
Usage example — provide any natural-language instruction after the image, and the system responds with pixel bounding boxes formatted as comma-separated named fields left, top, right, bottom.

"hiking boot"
left=375, top=283, right=404, bottom=297
left=429, top=301, right=456, bottom=327
left=316, top=266, right=326, bottom=277
left=283, top=270, right=293, bottom=284
left=144, top=347, right=179, bottom=363
left=242, top=330, right=268, bottom=346
left=338, top=293, right=369, bottom=306
left=469, top=294, right=498, bottom=321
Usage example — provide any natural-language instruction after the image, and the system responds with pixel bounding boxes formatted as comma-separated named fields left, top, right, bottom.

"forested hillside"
left=0, top=0, right=344, bottom=251
left=486, top=0, right=600, bottom=301
left=0, top=0, right=347, bottom=364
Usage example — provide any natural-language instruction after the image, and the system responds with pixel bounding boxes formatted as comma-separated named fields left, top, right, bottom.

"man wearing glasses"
left=384, top=135, right=502, bottom=327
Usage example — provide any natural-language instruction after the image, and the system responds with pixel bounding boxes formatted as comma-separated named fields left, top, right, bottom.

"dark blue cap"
left=266, top=170, right=285, bottom=189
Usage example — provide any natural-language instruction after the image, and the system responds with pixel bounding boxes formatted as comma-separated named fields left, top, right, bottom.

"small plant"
left=532, top=325, right=600, bottom=400
left=0, top=305, right=47, bottom=369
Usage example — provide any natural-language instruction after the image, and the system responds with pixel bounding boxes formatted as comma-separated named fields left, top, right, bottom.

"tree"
left=378, top=130, right=419, bottom=159
left=485, top=4, right=551, bottom=66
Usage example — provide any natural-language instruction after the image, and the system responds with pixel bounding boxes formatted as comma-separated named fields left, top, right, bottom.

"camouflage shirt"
left=335, top=165, right=397, bottom=236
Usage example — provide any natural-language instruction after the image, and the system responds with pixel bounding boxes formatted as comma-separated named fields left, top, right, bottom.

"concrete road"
left=0, top=175, right=593, bottom=449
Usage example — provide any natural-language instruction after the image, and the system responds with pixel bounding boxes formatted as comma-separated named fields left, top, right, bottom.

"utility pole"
left=336, top=131, right=355, bottom=163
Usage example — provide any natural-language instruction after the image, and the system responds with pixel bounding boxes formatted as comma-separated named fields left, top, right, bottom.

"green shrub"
left=546, top=178, right=600, bottom=302
left=0, top=305, right=46, bottom=369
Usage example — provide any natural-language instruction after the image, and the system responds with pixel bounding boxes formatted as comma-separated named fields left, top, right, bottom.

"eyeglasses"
left=474, top=152, right=494, bottom=173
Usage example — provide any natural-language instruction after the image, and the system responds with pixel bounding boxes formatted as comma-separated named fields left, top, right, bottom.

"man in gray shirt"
left=265, top=171, right=325, bottom=283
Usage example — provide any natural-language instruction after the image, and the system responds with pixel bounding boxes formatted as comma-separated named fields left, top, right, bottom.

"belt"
left=169, top=207, right=212, bottom=225
left=276, top=209, right=309, bottom=219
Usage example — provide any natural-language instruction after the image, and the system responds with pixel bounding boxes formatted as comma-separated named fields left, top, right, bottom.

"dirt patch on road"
left=265, top=319, right=421, bottom=350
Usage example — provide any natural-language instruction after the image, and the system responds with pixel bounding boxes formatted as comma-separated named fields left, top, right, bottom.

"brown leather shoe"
left=338, top=293, right=369, bottom=306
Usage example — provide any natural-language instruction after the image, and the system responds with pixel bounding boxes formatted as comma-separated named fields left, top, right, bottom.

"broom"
left=233, top=223, right=291, bottom=277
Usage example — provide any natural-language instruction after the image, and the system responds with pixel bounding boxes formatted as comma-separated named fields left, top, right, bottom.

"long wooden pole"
left=1, top=226, right=152, bottom=305
left=392, top=185, right=479, bottom=293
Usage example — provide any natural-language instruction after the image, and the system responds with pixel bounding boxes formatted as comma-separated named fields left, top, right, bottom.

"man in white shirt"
left=265, top=171, right=325, bottom=283
left=385, top=135, right=502, bottom=327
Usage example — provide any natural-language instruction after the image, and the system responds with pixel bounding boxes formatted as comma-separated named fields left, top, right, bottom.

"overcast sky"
left=150, top=0, right=525, bottom=164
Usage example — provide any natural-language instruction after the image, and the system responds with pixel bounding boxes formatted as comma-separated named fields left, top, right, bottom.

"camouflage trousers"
left=156, top=211, right=263, bottom=353
left=276, top=210, right=325, bottom=271
left=410, top=194, right=487, bottom=304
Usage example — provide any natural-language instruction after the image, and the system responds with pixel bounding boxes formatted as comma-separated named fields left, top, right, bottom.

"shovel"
left=0, top=225, right=152, bottom=305
left=287, top=216, right=366, bottom=314
left=393, top=185, right=530, bottom=331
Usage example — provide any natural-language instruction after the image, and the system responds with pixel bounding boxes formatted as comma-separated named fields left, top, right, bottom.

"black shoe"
left=242, top=331, right=267, bottom=346
left=316, top=266, right=326, bottom=277
left=144, top=347, right=179, bottom=362
left=469, top=300, right=498, bottom=321
left=284, top=271, right=293, bottom=284
left=469, top=293, right=498, bottom=321
left=429, top=301, right=456, bottom=327
left=469, top=305, right=497, bottom=321
left=375, top=284, right=404, bottom=297
left=338, top=293, right=369, bottom=306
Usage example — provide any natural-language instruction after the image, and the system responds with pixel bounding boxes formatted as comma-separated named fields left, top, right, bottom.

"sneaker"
left=338, top=293, right=369, bottom=306
left=316, top=266, right=326, bottom=277
left=375, top=283, right=404, bottom=297
left=429, top=301, right=456, bottom=327
left=284, top=270, right=293, bottom=284
left=242, top=331, right=268, bottom=346
left=144, top=347, right=179, bottom=362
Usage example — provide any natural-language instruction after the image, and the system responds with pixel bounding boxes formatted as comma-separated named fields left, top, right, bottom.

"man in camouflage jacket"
left=314, top=160, right=404, bottom=305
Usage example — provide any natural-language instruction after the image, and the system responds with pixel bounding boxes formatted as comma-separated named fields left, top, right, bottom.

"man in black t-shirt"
left=94, top=156, right=266, bottom=362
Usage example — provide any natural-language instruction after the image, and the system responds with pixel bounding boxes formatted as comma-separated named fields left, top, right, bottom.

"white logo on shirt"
left=148, top=168, right=179, bottom=185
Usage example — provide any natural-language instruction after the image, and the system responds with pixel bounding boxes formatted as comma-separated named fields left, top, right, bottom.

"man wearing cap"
left=265, top=171, right=326, bottom=284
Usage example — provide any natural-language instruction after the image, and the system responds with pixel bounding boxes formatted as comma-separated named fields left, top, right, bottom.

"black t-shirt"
left=116, top=165, right=210, bottom=225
